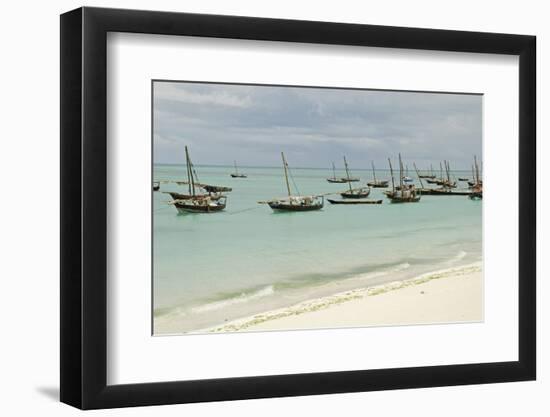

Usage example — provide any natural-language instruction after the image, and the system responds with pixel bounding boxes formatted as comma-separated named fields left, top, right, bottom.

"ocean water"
left=153, top=164, right=482, bottom=334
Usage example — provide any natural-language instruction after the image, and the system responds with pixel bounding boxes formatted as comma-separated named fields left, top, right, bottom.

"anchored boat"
left=340, top=156, right=370, bottom=198
left=328, top=198, right=382, bottom=205
left=468, top=155, right=483, bottom=200
left=169, top=146, right=228, bottom=214
left=327, top=162, right=347, bottom=183
left=419, top=164, right=437, bottom=179
left=266, top=152, right=324, bottom=212
left=230, top=160, right=247, bottom=178
left=367, top=161, right=389, bottom=188
left=385, top=154, right=421, bottom=203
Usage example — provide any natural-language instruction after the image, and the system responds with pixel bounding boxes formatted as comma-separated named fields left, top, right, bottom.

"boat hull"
left=230, top=174, right=247, bottom=178
left=175, top=203, right=227, bottom=213
left=268, top=202, right=323, bottom=211
left=419, top=189, right=472, bottom=196
left=389, top=196, right=421, bottom=203
left=340, top=188, right=371, bottom=199
left=367, top=181, right=389, bottom=188
left=174, top=196, right=227, bottom=213
left=328, top=199, right=382, bottom=205
left=166, top=191, right=223, bottom=201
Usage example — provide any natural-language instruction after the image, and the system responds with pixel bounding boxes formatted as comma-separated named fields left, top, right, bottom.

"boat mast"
left=281, top=152, right=292, bottom=198
left=343, top=156, right=353, bottom=192
left=414, top=162, right=424, bottom=188
left=474, top=155, right=480, bottom=185
left=388, top=158, right=395, bottom=193
left=440, top=161, right=443, bottom=180
left=399, top=153, right=404, bottom=198
left=332, top=162, right=337, bottom=180
left=185, top=146, right=193, bottom=196
left=430, top=163, right=434, bottom=177
left=371, top=161, right=377, bottom=183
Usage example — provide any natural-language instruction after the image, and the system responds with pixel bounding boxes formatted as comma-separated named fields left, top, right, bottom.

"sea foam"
left=204, top=262, right=482, bottom=333
left=191, top=285, right=275, bottom=313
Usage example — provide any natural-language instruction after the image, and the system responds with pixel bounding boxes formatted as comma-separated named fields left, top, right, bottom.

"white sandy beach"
left=198, top=263, right=482, bottom=333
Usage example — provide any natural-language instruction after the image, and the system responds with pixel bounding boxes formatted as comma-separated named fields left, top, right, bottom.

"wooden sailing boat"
left=468, top=162, right=483, bottom=188
left=367, top=161, right=389, bottom=188
left=169, top=146, right=227, bottom=213
left=385, top=154, right=421, bottom=203
left=153, top=181, right=160, bottom=191
left=427, top=162, right=444, bottom=184
left=165, top=153, right=232, bottom=196
left=469, top=155, right=483, bottom=200
left=426, top=161, right=456, bottom=188
left=230, top=160, right=247, bottom=178
left=419, top=164, right=436, bottom=179
left=327, top=198, right=382, bottom=204
left=340, top=156, right=370, bottom=198
left=266, top=152, right=324, bottom=212
left=416, top=162, right=471, bottom=196
left=468, top=164, right=476, bottom=186
left=327, top=162, right=347, bottom=183
left=428, top=160, right=456, bottom=188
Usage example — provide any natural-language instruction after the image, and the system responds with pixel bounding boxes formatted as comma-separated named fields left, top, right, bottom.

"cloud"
left=154, top=82, right=253, bottom=108
left=153, top=81, right=482, bottom=169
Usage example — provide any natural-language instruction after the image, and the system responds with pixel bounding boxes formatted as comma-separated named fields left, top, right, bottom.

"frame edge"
left=60, top=7, right=84, bottom=409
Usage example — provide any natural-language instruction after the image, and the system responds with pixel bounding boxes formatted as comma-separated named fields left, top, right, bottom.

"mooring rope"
left=227, top=206, right=263, bottom=215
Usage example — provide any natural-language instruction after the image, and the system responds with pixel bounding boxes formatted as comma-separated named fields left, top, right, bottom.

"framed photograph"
left=60, top=7, right=536, bottom=409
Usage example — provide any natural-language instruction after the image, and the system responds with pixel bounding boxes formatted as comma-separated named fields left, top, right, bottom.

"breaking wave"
left=191, top=285, right=275, bottom=313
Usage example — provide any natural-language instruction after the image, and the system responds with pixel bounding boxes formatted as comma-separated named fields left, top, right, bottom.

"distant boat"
left=468, top=163, right=482, bottom=188
left=419, top=164, right=436, bottom=179
left=385, top=154, right=421, bottom=203
left=340, top=156, right=370, bottom=198
left=458, top=177, right=469, bottom=182
left=420, top=188, right=472, bottom=196
left=427, top=161, right=456, bottom=188
left=230, top=160, right=247, bottom=178
left=328, top=198, right=382, bottom=205
left=327, top=162, right=347, bottom=183
left=153, top=181, right=160, bottom=191
left=468, top=155, right=483, bottom=200
left=413, top=162, right=467, bottom=195
left=168, top=146, right=228, bottom=214
left=367, top=161, right=389, bottom=188
left=266, top=152, right=324, bottom=212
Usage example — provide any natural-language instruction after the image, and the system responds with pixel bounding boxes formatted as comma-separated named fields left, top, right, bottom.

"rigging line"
left=191, top=165, right=200, bottom=183
left=287, top=166, right=301, bottom=196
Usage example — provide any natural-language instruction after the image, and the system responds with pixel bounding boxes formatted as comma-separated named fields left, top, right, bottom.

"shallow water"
left=153, top=164, right=482, bottom=333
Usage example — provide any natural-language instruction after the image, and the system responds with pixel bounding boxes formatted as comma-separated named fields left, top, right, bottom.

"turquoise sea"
left=153, top=164, right=482, bottom=334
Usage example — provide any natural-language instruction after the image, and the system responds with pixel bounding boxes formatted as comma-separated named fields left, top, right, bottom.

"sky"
left=153, top=81, right=482, bottom=171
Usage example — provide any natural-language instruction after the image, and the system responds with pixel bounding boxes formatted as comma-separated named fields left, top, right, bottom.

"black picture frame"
left=60, top=6, right=536, bottom=410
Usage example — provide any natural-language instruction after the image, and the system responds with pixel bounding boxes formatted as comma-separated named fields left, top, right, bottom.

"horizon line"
left=153, top=162, right=478, bottom=172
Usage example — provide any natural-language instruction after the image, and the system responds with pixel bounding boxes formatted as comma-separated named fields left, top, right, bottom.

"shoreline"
left=184, top=262, right=482, bottom=334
